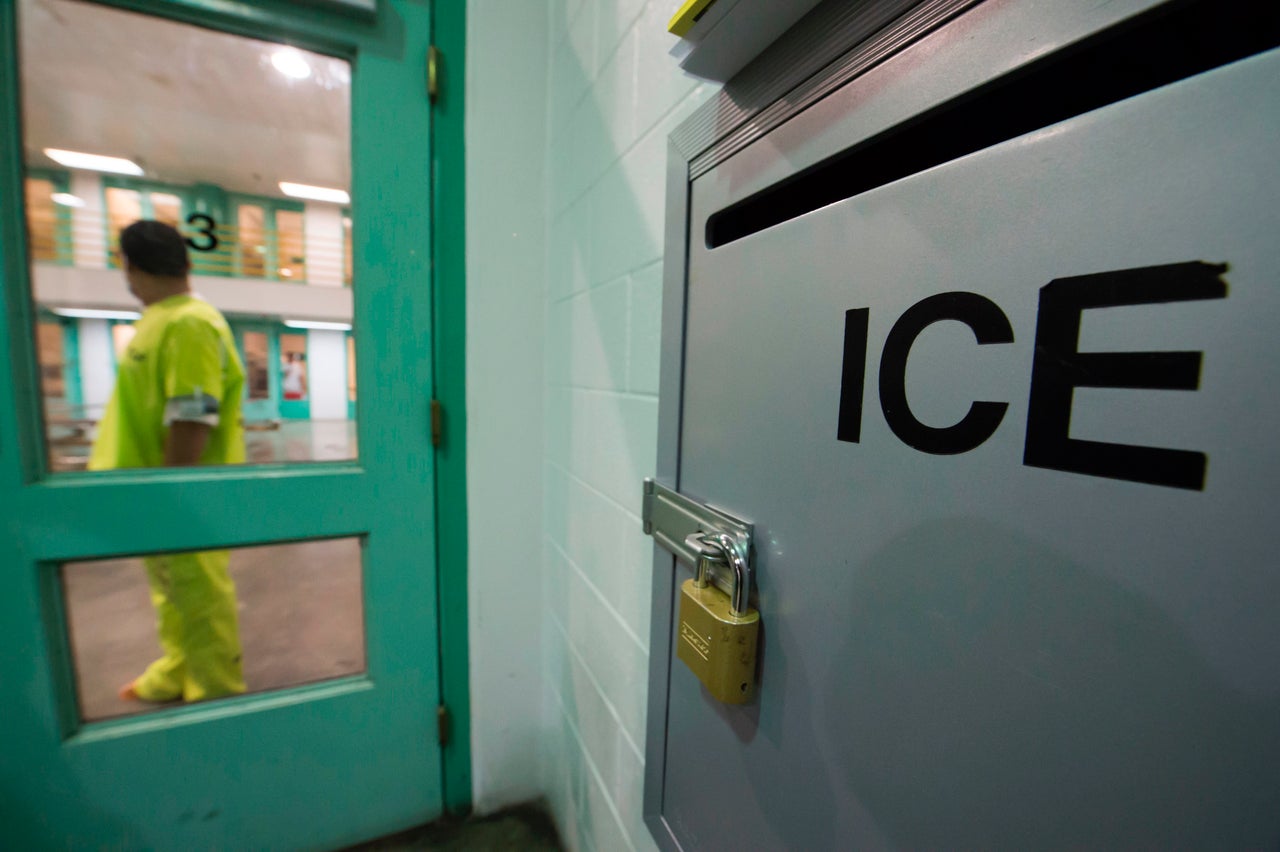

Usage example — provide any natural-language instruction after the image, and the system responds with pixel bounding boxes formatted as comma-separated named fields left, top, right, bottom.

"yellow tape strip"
left=667, top=0, right=719, bottom=37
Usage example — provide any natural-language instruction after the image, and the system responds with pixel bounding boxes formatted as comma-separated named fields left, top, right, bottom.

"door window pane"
left=61, top=538, right=366, bottom=722
left=21, top=0, right=356, bottom=469
left=243, top=331, right=270, bottom=401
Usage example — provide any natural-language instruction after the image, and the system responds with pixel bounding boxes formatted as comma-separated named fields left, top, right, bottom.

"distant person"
left=282, top=352, right=307, bottom=400
left=89, top=220, right=247, bottom=705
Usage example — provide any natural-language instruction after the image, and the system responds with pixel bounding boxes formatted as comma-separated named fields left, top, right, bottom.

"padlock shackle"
left=691, top=531, right=751, bottom=616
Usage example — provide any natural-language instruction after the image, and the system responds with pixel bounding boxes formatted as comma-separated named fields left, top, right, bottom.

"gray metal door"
left=644, top=1, right=1280, bottom=848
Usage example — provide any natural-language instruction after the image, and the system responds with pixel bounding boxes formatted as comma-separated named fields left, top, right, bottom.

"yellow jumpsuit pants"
left=134, top=550, right=246, bottom=702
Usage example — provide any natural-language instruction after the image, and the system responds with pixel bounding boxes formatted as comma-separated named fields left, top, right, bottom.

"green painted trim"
left=72, top=675, right=376, bottom=745
left=227, top=190, right=305, bottom=213
left=37, top=561, right=81, bottom=740
left=61, top=317, right=82, bottom=409
left=431, top=0, right=471, bottom=817
left=0, top=0, right=49, bottom=486
left=82, top=0, right=376, bottom=57
left=100, top=174, right=194, bottom=202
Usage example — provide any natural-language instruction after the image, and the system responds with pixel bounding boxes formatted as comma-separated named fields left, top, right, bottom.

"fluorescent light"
left=279, top=182, right=350, bottom=204
left=271, top=48, right=312, bottom=80
left=51, top=192, right=85, bottom=207
left=44, top=148, right=142, bottom=176
left=279, top=268, right=294, bottom=278
left=51, top=308, right=142, bottom=320
left=283, top=320, right=351, bottom=331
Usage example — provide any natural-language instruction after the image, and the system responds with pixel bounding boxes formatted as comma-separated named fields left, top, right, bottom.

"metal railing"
left=25, top=208, right=352, bottom=286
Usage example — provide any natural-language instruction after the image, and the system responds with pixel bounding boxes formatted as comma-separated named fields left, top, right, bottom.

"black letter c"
left=878, top=292, right=1014, bottom=455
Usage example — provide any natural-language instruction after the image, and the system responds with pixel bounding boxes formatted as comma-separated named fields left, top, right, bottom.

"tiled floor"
left=48, top=418, right=358, bottom=471
left=345, top=804, right=563, bottom=851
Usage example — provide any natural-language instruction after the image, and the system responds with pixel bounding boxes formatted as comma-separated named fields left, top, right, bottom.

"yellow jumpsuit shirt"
left=89, top=293, right=248, bottom=702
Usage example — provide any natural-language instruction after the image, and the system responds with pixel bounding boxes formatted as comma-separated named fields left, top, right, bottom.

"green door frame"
left=430, top=0, right=470, bottom=815
left=0, top=0, right=472, bottom=840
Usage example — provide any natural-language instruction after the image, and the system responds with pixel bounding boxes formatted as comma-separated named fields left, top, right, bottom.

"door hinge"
left=427, top=45, right=441, bottom=104
left=431, top=399, right=443, bottom=447
left=437, top=703, right=450, bottom=746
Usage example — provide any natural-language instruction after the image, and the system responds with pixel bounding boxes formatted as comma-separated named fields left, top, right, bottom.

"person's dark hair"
left=119, top=220, right=190, bottom=277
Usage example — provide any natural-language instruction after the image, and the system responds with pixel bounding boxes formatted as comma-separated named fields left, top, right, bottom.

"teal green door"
left=0, top=0, right=444, bottom=848
left=235, top=323, right=281, bottom=423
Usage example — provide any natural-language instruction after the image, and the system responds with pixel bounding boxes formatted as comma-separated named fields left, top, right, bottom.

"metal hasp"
left=644, top=479, right=760, bottom=704
left=642, top=478, right=754, bottom=603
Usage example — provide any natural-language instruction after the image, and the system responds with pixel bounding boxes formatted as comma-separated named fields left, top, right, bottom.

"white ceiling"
left=19, top=0, right=351, bottom=198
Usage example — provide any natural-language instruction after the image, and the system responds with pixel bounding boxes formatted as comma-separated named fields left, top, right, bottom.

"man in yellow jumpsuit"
left=89, top=220, right=247, bottom=704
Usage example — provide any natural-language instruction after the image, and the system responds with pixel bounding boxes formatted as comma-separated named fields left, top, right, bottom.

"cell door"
left=0, top=0, right=444, bottom=847
left=644, top=0, right=1280, bottom=849
left=235, top=323, right=281, bottom=423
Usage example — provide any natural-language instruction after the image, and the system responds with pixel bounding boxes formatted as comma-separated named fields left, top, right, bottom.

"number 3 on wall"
left=185, top=212, right=219, bottom=252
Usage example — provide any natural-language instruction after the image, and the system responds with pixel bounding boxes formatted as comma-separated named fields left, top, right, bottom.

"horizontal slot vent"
left=705, top=0, right=1280, bottom=249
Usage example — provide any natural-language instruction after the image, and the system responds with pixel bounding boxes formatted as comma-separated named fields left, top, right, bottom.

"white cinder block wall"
left=539, top=0, right=715, bottom=843
left=467, top=0, right=715, bottom=847
left=464, top=0, right=552, bottom=815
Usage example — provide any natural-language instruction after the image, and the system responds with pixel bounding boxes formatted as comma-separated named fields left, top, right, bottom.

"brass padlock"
left=677, top=531, right=760, bottom=704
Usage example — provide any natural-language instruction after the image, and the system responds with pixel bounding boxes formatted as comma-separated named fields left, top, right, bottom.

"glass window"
left=104, top=187, right=142, bottom=267
left=61, top=537, right=366, bottom=721
left=242, top=331, right=270, bottom=401
left=21, top=0, right=355, bottom=469
left=149, top=192, right=182, bottom=227
left=275, top=208, right=306, bottom=282
left=25, top=177, right=64, bottom=263
left=238, top=204, right=267, bottom=277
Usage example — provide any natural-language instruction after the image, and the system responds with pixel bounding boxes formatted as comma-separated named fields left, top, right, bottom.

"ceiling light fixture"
left=51, top=308, right=142, bottom=320
left=271, top=48, right=312, bottom=80
left=283, top=320, right=351, bottom=331
left=51, top=193, right=85, bottom=207
left=43, top=148, right=142, bottom=176
left=279, top=182, right=350, bottom=204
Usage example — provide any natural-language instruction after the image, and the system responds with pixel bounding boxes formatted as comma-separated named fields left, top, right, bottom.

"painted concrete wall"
left=303, top=202, right=345, bottom=287
left=306, top=329, right=348, bottom=419
left=77, top=318, right=113, bottom=418
left=464, top=0, right=551, bottom=815
left=69, top=172, right=107, bottom=270
left=467, top=0, right=714, bottom=848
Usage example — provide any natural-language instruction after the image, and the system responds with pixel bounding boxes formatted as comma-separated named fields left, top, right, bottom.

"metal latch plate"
left=642, top=478, right=753, bottom=600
